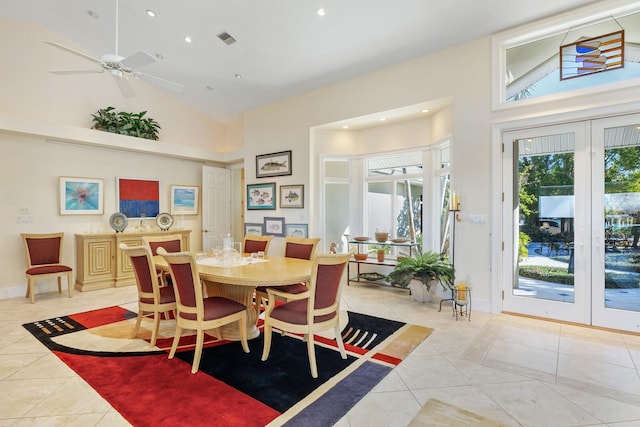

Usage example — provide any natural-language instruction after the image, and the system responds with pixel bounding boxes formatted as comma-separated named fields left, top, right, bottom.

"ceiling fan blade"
left=44, top=41, right=103, bottom=65
left=135, top=72, right=184, bottom=93
left=113, top=75, right=136, bottom=98
left=120, top=51, right=156, bottom=69
left=49, top=69, right=103, bottom=75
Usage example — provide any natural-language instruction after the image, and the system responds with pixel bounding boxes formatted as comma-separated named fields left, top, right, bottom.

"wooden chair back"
left=284, top=236, right=321, bottom=260
left=243, top=234, right=273, bottom=255
left=142, top=234, right=183, bottom=255
left=22, top=232, right=64, bottom=267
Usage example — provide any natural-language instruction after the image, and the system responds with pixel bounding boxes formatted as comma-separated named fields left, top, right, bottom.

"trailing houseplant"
left=386, top=250, right=455, bottom=293
left=91, top=106, right=161, bottom=141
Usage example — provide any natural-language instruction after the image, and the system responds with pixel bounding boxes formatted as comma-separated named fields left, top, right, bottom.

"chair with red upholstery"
left=120, top=243, right=177, bottom=347
left=142, top=234, right=183, bottom=286
left=242, top=234, right=273, bottom=255
left=158, top=248, right=249, bottom=374
left=261, top=250, right=353, bottom=378
left=21, top=232, right=73, bottom=303
left=254, top=236, right=320, bottom=314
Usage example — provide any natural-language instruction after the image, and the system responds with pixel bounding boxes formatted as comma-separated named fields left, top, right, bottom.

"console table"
left=74, top=230, right=191, bottom=291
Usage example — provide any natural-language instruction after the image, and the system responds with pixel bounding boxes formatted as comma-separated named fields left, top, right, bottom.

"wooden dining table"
left=153, top=254, right=312, bottom=340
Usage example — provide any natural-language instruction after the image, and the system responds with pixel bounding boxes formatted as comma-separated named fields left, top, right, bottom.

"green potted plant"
left=91, top=106, right=161, bottom=141
left=386, top=251, right=455, bottom=302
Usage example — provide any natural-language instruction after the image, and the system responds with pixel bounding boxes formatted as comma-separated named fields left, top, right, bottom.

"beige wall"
left=0, top=132, right=204, bottom=298
left=244, top=37, right=494, bottom=308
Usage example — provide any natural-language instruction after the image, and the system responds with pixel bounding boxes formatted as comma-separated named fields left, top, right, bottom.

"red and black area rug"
left=23, top=305, right=433, bottom=427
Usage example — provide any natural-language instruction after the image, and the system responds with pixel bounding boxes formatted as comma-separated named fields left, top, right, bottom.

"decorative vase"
left=409, top=278, right=435, bottom=303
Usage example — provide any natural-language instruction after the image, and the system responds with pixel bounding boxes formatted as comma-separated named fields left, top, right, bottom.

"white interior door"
left=202, top=165, right=230, bottom=251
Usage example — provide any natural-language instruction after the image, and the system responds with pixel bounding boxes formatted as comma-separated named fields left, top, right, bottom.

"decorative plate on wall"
left=156, top=212, right=174, bottom=231
left=109, top=212, right=128, bottom=233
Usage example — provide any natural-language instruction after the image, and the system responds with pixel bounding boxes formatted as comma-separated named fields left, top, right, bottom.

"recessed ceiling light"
left=184, top=36, right=192, bottom=43
left=317, top=8, right=326, bottom=17
left=379, top=118, right=386, bottom=122
left=206, top=86, right=214, bottom=91
left=421, top=109, right=430, bottom=113
left=234, top=74, right=242, bottom=79
left=342, top=125, right=349, bottom=129
left=86, top=10, right=99, bottom=18
left=146, top=9, right=156, bottom=17
left=154, top=53, right=164, bottom=60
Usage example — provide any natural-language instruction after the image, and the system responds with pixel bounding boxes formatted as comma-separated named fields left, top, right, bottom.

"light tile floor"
left=1, top=282, right=640, bottom=426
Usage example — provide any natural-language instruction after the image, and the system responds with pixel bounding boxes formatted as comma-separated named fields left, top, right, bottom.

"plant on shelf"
left=385, top=250, right=455, bottom=292
left=91, top=106, right=161, bottom=141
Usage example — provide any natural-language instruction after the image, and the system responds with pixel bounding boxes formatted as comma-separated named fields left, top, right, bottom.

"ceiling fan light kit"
left=44, top=0, right=183, bottom=97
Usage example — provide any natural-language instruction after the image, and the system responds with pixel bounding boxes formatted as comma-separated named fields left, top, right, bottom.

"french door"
left=502, top=114, right=640, bottom=333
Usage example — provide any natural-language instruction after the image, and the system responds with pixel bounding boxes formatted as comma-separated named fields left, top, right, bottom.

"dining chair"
left=120, top=243, right=177, bottom=347
left=142, top=234, right=183, bottom=286
left=21, top=232, right=73, bottom=303
left=158, top=248, right=249, bottom=374
left=242, top=234, right=273, bottom=255
left=254, top=236, right=321, bottom=314
left=261, top=250, right=353, bottom=378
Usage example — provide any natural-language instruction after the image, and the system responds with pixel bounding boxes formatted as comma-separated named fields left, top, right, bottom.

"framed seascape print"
left=285, top=223, right=308, bottom=238
left=117, top=177, right=160, bottom=219
left=170, top=185, right=199, bottom=215
left=59, top=177, right=104, bottom=215
left=263, top=217, right=285, bottom=237
left=256, top=150, right=292, bottom=178
left=244, top=223, right=264, bottom=236
left=280, top=184, right=304, bottom=208
left=247, top=183, right=276, bottom=210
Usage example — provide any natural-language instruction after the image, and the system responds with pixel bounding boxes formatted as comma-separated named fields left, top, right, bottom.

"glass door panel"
left=592, top=115, right=640, bottom=333
left=502, top=122, right=588, bottom=323
left=515, top=135, right=575, bottom=303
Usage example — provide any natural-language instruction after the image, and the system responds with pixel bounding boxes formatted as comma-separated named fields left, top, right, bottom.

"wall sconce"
left=449, top=191, right=460, bottom=211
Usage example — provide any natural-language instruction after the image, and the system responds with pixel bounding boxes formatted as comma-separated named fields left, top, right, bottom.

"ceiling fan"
left=44, top=0, right=183, bottom=97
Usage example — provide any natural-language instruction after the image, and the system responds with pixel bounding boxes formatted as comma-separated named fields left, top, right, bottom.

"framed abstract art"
left=117, top=177, right=160, bottom=219
left=59, top=177, right=104, bottom=215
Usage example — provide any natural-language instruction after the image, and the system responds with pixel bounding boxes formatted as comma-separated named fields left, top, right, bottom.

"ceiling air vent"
left=217, top=32, right=236, bottom=45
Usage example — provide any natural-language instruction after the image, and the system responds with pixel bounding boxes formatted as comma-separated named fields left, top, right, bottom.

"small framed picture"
left=280, top=184, right=304, bottom=208
left=247, top=183, right=276, bottom=210
left=263, top=217, right=285, bottom=237
left=244, top=223, right=264, bottom=236
left=59, top=177, right=104, bottom=215
left=256, top=150, right=292, bottom=178
left=285, top=223, right=308, bottom=238
left=170, top=185, right=199, bottom=215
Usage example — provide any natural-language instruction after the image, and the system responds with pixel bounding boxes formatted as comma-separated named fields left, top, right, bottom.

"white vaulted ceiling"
left=0, top=0, right=600, bottom=123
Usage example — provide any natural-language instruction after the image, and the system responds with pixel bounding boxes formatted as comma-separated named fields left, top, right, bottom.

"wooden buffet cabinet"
left=74, top=230, right=191, bottom=291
